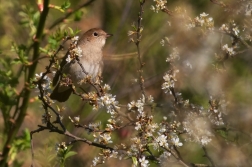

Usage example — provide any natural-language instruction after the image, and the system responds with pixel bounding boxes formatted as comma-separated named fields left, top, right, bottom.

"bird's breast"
left=62, top=58, right=102, bottom=84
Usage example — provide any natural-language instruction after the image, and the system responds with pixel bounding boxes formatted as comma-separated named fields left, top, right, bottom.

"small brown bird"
left=50, top=28, right=112, bottom=102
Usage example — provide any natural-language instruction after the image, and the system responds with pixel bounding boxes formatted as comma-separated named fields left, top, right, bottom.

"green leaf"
left=61, top=1, right=71, bottom=11
left=74, top=10, right=83, bottom=21
left=8, top=129, right=31, bottom=164
left=12, top=58, right=22, bottom=65
left=23, top=129, right=31, bottom=141
left=132, top=156, right=138, bottom=166
left=68, top=27, right=74, bottom=36
left=64, top=151, right=77, bottom=159
left=217, top=129, right=228, bottom=139
left=39, top=47, right=49, bottom=54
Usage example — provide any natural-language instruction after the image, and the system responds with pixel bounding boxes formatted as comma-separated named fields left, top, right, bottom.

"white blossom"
left=103, top=84, right=111, bottom=91
left=72, top=46, right=83, bottom=57
left=222, top=44, right=235, bottom=55
left=166, top=47, right=180, bottom=62
left=232, top=27, right=240, bottom=36
left=98, top=93, right=119, bottom=115
left=139, top=156, right=149, bottom=167
left=94, top=133, right=113, bottom=144
left=92, top=157, right=102, bottom=166
left=160, top=39, right=165, bottom=46
left=135, top=122, right=142, bottom=130
left=155, top=134, right=169, bottom=148
left=88, top=122, right=101, bottom=130
left=171, top=137, right=183, bottom=147
left=35, top=72, right=51, bottom=91
left=128, top=95, right=145, bottom=115
left=200, top=12, right=209, bottom=17
left=219, top=24, right=229, bottom=31
left=147, top=95, right=154, bottom=103
left=151, top=0, right=167, bottom=13
left=71, top=36, right=79, bottom=41
left=66, top=54, right=71, bottom=63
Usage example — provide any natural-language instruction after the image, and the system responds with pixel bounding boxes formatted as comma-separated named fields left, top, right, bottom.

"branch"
left=48, top=0, right=96, bottom=30
left=31, top=124, right=114, bottom=151
left=0, top=0, right=50, bottom=165
left=30, top=36, right=73, bottom=166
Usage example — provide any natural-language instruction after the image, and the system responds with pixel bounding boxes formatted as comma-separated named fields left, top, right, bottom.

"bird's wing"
left=52, top=51, right=69, bottom=86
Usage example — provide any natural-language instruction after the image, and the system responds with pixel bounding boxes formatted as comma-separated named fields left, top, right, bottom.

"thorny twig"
left=136, top=0, right=147, bottom=99
left=30, top=36, right=72, bottom=166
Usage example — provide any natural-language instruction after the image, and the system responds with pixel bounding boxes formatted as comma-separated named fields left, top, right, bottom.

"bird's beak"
left=106, top=33, right=113, bottom=38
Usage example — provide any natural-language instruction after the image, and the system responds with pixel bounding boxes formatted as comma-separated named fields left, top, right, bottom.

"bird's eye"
left=93, top=32, right=98, bottom=36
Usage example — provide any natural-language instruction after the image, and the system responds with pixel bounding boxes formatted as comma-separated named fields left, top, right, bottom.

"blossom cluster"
left=187, top=12, right=214, bottom=30
left=66, top=35, right=83, bottom=63
left=166, top=47, right=180, bottom=62
left=222, top=44, right=235, bottom=56
left=150, top=0, right=167, bottom=13
left=161, top=70, right=179, bottom=94
left=125, top=95, right=184, bottom=166
left=183, top=112, right=214, bottom=145
left=219, top=21, right=240, bottom=36
left=35, top=72, right=51, bottom=91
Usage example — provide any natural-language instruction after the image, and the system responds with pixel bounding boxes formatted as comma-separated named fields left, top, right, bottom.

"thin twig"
left=209, top=0, right=227, bottom=7
left=31, top=123, right=114, bottom=151
left=173, top=146, right=185, bottom=163
left=170, top=149, right=190, bottom=167
left=202, top=146, right=216, bottom=167
left=76, top=56, right=88, bottom=75
left=161, top=7, right=173, bottom=16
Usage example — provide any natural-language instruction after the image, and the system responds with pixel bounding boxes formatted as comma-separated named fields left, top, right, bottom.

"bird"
left=50, top=28, right=112, bottom=102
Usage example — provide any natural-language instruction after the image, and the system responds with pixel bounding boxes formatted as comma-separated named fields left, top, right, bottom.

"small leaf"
left=23, top=129, right=31, bottom=141
left=61, top=1, right=71, bottom=11
left=39, top=47, right=48, bottom=53
left=217, top=129, right=228, bottom=139
left=64, top=151, right=77, bottom=159
left=132, top=157, right=138, bottom=166
left=11, top=58, right=22, bottom=65
left=74, top=10, right=83, bottom=21
left=68, top=27, right=74, bottom=36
